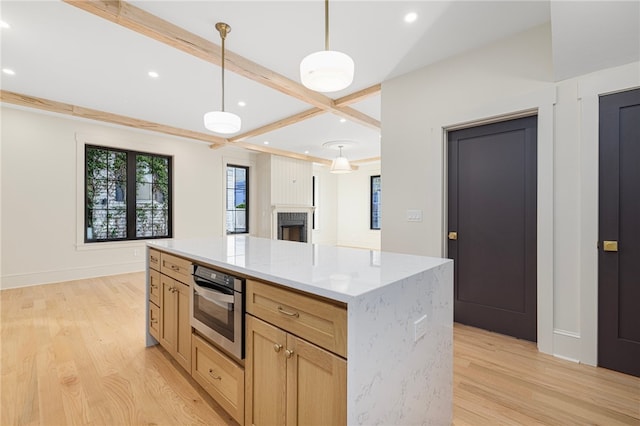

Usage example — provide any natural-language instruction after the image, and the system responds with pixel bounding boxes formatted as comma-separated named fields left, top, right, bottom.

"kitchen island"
left=146, top=235, right=453, bottom=425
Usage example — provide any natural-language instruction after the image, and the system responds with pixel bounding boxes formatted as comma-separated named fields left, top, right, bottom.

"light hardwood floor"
left=1, top=273, right=638, bottom=425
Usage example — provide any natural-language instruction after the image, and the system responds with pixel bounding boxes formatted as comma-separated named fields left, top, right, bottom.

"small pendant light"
left=300, top=0, right=354, bottom=93
left=330, top=145, right=352, bottom=173
left=204, top=22, right=241, bottom=134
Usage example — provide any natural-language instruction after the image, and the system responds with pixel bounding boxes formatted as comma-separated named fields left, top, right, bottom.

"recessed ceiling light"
left=404, top=12, right=418, bottom=23
left=340, top=118, right=347, bottom=123
left=238, top=101, right=246, bottom=107
left=0, top=20, right=10, bottom=29
left=263, top=141, right=269, bottom=145
left=2, top=68, right=15, bottom=75
left=304, top=150, right=310, bottom=154
left=148, top=71, right=159, bottom=78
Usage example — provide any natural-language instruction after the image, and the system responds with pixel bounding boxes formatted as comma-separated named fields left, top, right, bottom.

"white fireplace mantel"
left=271, top=205, right=315, bottom=242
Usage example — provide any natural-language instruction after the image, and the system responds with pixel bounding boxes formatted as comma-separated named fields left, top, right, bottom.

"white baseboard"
left=1, top=261, right=145, bottom=289
left=552, top=328, right=581, bottom=363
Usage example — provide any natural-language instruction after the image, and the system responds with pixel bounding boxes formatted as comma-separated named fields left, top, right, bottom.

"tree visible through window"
left=371, top=175, right=381, bottom=230
left=85, top=145, right=172, bottom=242
left=226, top=165, right=248, bottom=234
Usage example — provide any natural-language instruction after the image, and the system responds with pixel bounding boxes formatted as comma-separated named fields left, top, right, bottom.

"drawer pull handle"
left=150, top=319, right=158, bottom=324
left=150, top=283, right=157, bottom=288
left=273, top=344, right=283, bottom=353
left=285, top=349, right=294, bottom=359
left=277, top=306, right=300, bottom=318
left=170, top=265, right=179, bottom=271
left=208, top=369, right=222, bottom=380
left=150, top=256, right=158, bottom=263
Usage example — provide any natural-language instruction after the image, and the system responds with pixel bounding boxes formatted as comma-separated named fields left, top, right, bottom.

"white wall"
left=336, top=162, right=381, bottom=250
left=311, top=164, right=338, bottom=246
left=310, top=162, right=382, bottom=250
left=381, top=22, right=640, bottom=364
left=0, top=107, right=255, bottom=289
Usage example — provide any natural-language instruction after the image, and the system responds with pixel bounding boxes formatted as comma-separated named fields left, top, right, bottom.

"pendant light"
left=300, top=0, right=354, bottom=93
left=204, top=22, right=241, bottom=134
left=330, top=145, right=352, bottom=174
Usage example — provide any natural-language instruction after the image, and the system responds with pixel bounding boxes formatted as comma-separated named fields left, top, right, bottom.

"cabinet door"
left=286, top=335, right=347, bottom=426
left=175, top=281, right=192, bottom=373
left=245, top=316, right=287, bottom=426
left=149, top=269, right=161, bottom=306
left=160, top=275, right=177, bottom=353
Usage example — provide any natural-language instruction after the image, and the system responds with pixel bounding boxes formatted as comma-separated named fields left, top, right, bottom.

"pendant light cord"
left=325, top=0, right=329, bottom=51
left=216, top=22, right=230, bottom=112
left=221, top=29, right=226, bottom=112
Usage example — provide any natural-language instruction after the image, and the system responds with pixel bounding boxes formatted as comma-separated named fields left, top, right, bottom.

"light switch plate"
left=407, top=209, right=423, bottom=222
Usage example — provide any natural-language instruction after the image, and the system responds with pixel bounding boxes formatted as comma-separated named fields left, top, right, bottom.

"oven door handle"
left=193, top=282, right=235, bottom=304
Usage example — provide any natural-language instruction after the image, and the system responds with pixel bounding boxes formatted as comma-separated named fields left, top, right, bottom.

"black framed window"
left=226, top=165, right=248, bottom=234
left=371, top=175, right=381, bottom=230
left=85, top=145, right=172, bottom=242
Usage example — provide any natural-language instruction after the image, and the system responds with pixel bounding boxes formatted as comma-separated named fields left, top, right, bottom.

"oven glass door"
left=193, top=278, right=236, bottom=342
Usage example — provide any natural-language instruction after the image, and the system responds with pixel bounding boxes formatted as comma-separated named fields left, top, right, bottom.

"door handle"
left=603, top=241, right=618, bottom=252
left=448, top=232, right=458, bottom=240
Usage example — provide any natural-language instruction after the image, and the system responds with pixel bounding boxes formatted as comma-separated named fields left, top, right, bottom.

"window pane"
left=226, top=165, right=248, bottom=234
left=86, top=146, right=127, bottom=241
left=136, top=153, right=170, bottom=238
left=86, top=146, right=171, bottom=242
left=371, top=175, right=381, bottom=230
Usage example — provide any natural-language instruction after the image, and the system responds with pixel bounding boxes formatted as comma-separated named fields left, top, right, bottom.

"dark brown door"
left=598, top=88, right=640, bottom=377
left=448, top=116, right=537, bottom=341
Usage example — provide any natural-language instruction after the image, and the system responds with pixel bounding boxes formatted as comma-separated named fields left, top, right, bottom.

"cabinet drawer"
left=246, top=280, right=347, bottom=357
left=149, top=301, right=160, bottom=341
left=149, top=269, right=161, bottom=306
left=148, top=248, right=161, bottom=271
left=192, top=334, right=244, bottom=425
left=160, top=252, right=191, bottom=283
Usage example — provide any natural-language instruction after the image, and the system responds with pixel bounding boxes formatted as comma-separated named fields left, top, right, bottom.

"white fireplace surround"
left=271, top=205, right=315, bottom=243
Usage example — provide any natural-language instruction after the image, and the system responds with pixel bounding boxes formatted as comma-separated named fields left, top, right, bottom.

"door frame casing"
left=442, top=87, right=556, bottom=355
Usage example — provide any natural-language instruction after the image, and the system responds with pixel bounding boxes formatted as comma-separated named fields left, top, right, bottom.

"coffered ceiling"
left=1, top=1, right=637, bottom=163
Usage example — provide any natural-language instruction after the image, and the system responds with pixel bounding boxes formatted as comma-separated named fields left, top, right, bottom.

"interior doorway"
left=598, top=88, right=640, bottom=377
left=447, top=116, right=538, bottom=341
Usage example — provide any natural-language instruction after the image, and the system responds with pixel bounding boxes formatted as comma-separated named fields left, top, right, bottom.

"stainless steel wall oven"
left=190, top=263, right=245, bottom=362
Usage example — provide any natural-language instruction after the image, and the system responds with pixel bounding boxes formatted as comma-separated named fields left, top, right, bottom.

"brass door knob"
left=603, top=241, right=618, bottom=252
left=448, top=232, right=458, bottom=240
left=285, top=349, right=294, bottom=359
left=273, top=344, right=283, bottom=353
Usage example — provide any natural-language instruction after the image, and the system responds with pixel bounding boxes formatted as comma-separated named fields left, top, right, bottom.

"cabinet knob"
left=208, top=369, right=222, bottom=380
left=285, top=349, right=294, bottom=359
left=273, top=344, right=283, bottom=353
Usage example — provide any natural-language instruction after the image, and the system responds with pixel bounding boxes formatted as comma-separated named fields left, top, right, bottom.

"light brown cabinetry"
left=155, top=251, right=192, bottom=374
left=159, top=273, right=191, bottom=373
left=245, top=280, right=347, bottom=426
left=148, top=249, right=161, bottom=341
left=192, top=334, right=245, bottom=425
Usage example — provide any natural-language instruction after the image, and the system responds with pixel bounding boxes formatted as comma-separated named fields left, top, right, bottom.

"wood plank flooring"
left=1, top=273, right=639, bottom=425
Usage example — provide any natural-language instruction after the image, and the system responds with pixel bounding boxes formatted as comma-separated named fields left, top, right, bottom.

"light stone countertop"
left=148, top=235, right=450, bottom=303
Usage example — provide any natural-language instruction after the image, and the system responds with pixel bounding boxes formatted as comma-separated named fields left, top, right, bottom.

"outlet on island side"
left=414, top=314, right=428, bottom=342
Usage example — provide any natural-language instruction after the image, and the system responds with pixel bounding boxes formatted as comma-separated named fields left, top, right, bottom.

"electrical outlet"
left=407, top=209, right=423, bottom=222
left=414, top=314, right=428, bottom=342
